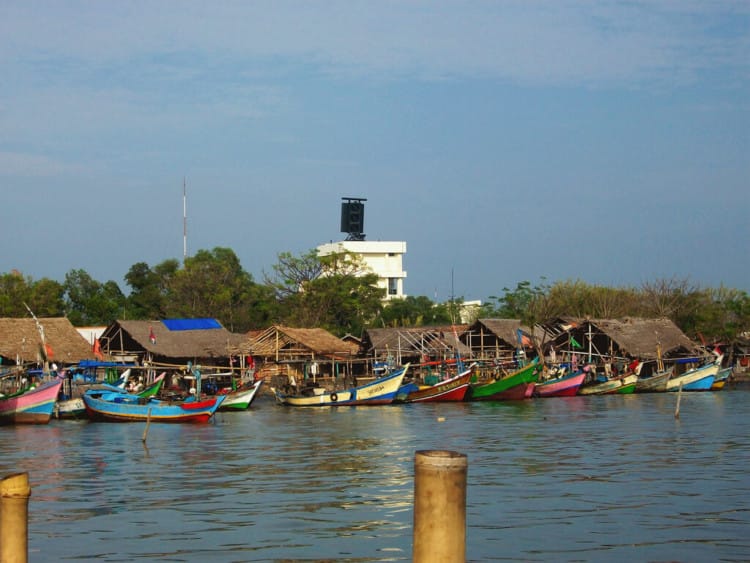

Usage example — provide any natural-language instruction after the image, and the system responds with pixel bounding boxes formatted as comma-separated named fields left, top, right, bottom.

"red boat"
left=402, top=366, right=475, bottom=403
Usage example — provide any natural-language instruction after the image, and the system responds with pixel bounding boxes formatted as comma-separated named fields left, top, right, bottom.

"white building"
left=317, top=240, right=407, bottom=300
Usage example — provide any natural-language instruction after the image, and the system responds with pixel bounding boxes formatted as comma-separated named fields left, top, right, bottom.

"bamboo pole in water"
left=675, top=382, right=683, bottom=419
left=413, top=450, right=467, bottom=563
left=142, top=408, right=153, bottom=443
left=1, top=472, right=31, bottom=563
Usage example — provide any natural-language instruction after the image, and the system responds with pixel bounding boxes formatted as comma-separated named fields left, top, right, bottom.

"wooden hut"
left=541, top=317, right=701, bottom=377
left=359, top=326, right=472, bottom=378
left=0, top=317, right=93, bottom=366
left=461, top=319, right=533, bottom=368
left=244, top=325, right=359, bottom=386
left=100, top=318, right=245, bottom=369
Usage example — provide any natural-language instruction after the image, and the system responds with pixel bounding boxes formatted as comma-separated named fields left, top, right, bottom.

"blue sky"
left=2, top=1, right=748, bottom=302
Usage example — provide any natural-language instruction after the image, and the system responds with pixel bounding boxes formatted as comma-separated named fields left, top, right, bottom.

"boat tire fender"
left=331, top=392, right=338, bottom=402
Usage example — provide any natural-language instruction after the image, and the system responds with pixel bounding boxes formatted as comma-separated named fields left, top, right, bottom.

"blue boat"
left=665, top=356, right=721, bottom=392
left=83, top=389, right=225, bottom=423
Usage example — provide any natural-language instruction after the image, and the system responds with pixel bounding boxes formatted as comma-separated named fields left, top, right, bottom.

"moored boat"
left=274, top=364, right=409, bottom=407
left=711, top=367, right=732, bottom=390
left=534, top=370, right=586, bottom=398
left=0, top=378, right=64, bottom=425
left=635, top=366, right=674, bottom=393
left=466, top=359, right=540, bottom=401
left=83, top=389, right=226, bottom=423
left=218, top=379, right=263, bottom=411
left=399, top=365, right=474, bottom=403
left=665, top=358, right=720, bottom=392
left=578, top=373, right=638, bottom=395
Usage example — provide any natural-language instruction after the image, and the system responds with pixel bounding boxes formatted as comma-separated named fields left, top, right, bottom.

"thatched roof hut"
left=360, top=326, right=471, bottom=364
left=540, top=317, right=701, bottom=376
left=246, top=326, right=358, bottom=360
left=243, top=325, right=359, bottom=380
left=577, top=317, right=700, bottom=359
left=100, top=319, right=245, bottom=366
left=0, top=317, right=93, bottom=365
left=461, top=319, right=533, bottom=360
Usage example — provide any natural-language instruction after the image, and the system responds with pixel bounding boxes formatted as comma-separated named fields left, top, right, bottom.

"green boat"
left=467, top=359, right=541, bottom=401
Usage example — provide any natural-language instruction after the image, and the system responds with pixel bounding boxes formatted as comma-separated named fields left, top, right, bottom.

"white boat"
left=275, top=364, right=409, bottom=407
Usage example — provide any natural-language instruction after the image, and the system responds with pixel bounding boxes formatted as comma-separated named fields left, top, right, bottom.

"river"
left=2, top=386, right=749, bottom=562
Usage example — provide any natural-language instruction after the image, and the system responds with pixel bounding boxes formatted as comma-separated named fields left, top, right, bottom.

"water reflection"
left=2, top=391, right=750, bottom=561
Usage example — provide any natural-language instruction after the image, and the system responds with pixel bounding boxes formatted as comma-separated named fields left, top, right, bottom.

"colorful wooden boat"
left=0, top=378, right=64, bottom=425
left=665, top=359, right=720, bottom=392
left=635, top=366, right=674, bottom=393
left=466, top=360, right=540, bottom=401
left=399, top=365, right=474, bottom=403
left=56, top=372, right=166, bottom=419
left=274, top=364, right=409, bottom=407
left=218, top=379, right=263, bottom=411
left=578, top=373, right=638, bottom=395
left=711, top=367, right=732, bottom=390
left=534, top=370, right=586, bottom=398
left=83, top=389, right=225, bottom=423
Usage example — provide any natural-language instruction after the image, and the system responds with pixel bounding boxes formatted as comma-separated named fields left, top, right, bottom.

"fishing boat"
left=398, top=365, right=475, bottom=403
left=0, top=378, right=64, bottom=425
left=712, top=366, right=732, bottom=390
left=274, top=364, right=409, bottom=407
left=665, top=357, right=721, bottom=392
left=534, top=369, right=586, bottom=398
left=56, top=372, right=166, bottom=419
left=218, top=379, right=263, bottom=411
left=466, top=359, right=541, bottom=401
left=83, top=389, right=226, bottom=423
left=635, top=366, right=674, bottom=393
left=578, top=373, right=638, bottom=395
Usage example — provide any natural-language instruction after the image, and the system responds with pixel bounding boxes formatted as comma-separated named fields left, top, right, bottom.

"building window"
left=388, top=278, right=398, bottom=295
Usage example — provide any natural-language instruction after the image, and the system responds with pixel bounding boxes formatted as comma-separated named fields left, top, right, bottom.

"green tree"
left=0, top=271, right=33, bottom=317
left=265, top=249, right=384, bottom=336
left=28, top=277, right=66, bottom=317
left=379, top=295, right=452, bottom=327
left=63, top=269, right=126, bottom=326
left=124, top=259, right=180, bottom=319
left=166, top=247, right=261, bottom=332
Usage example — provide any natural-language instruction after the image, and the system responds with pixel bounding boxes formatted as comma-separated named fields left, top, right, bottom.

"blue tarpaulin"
left=162, top=318, right=222, bottom=331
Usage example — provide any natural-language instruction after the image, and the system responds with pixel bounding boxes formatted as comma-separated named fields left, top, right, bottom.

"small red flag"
left=149, top=326, right=156, bottom=344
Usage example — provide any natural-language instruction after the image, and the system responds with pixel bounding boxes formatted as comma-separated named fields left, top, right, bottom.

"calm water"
left=2, top=387, right=749, bottom=562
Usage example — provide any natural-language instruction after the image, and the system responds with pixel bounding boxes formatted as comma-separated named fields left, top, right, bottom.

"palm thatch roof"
left=246, top=326, right=359, bottom=360
left=463, top=319, right=532, bottom=349
left=579, top=317, right=700, bottom=359
left=361, top=325, right=472, bottom=359
left=101, top=319, right=244, bottom=360
left=0, top=317, right=93, bottom=364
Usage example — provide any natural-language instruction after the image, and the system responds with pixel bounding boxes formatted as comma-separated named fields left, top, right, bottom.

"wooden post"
left=413, top=450, right=467, bottom=563
left=142, top=408, right=152, bottom=443
left=1, top=472, right=31, bottom=563
left=675, top=382, right=683, bottom=419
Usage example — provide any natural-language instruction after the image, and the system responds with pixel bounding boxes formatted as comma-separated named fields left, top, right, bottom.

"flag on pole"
left=45, top=343, right=54, bottom=358
left=570, top=336, right=582, bottom=349
left=149, top=326, right=156, bottom=344
left=93, top=338, right=103, bottom=360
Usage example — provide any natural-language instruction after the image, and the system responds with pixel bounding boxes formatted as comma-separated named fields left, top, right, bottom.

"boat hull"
left=535, top=371, right=586, bottom=398
left=467, top=361, right=540, bottom=401
left=665, top=362, right=719, bottom=392
left=0, top=379, right=63, bottom=425
left=83, top=392, right=225, bottom=423
left=218, top=380, right=263, bottom=410
left=276, top=365, right=409, bottom=407
left=578, top=374, right=638, bottom=395
left=635, top=367, right=674, bottom=393
left=403, top=369, right=473, bottom=403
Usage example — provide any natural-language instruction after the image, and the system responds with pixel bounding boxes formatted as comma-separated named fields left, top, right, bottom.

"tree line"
left=2, top=247, right=749, bottom=346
